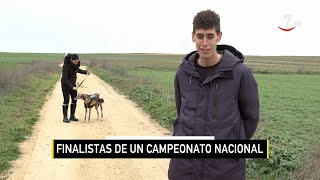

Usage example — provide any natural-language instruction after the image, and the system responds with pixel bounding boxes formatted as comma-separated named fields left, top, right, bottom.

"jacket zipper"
left=200, top=83, right=219, bottom=179
left=213, top=83, right=219, bottom=122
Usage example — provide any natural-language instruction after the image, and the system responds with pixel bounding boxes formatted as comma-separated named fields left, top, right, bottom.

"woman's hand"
left=73, top=87, right=78, bottom=91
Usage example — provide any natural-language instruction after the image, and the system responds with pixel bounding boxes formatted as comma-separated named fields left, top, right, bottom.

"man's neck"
left=197, top=53, right=221, bottom=67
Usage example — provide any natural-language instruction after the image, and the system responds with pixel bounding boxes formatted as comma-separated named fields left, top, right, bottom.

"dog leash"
left=73, top=74, right=89, bottom=101
left=77, top=74, right=89, bottom=89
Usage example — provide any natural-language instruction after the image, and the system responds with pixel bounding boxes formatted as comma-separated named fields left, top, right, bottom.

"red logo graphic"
left=278, top=26, right=295, bottom=31
left=278, top=14, right=301, bottom=32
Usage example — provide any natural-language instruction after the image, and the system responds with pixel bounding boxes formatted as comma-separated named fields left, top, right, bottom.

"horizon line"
left=0, top=51, right=319, bottom=57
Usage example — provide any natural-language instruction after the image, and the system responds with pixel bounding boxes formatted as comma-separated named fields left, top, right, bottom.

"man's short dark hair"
left=193, top=9, right=220, bottom=33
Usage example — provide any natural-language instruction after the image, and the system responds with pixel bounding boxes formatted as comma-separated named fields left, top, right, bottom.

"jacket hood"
left=180, top=44, right=244, bottom=75
left=217, top=44, right=244, bottom=63
left=64, top=54, right=80, bottom=69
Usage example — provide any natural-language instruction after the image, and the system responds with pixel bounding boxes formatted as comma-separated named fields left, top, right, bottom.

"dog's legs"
left=100, top=104, right=103, bottom=120
left=88, top=108, right=91, bottom=124
left=84, top=108, right=87, bottom=122
left=95, top=105, right=99, bottom=120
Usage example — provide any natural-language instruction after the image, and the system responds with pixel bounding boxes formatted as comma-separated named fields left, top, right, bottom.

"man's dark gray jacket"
left=168, top=45, right=260, bottom=180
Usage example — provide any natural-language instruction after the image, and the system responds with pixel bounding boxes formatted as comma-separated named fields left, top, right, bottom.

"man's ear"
left=192, top=32, right=195, bottom=42
left=217, top=31, right=222, bottom=43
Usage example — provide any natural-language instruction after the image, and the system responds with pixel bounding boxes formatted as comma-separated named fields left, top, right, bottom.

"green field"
left=0, top=52, right=319, bottom=179
left=0, top=52, right=63, bottom=70
left=80, top=53, right=320, bottom=74
left=0, top=52, right=63, bottom=62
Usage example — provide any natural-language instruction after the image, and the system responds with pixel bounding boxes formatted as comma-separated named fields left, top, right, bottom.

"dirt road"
left=4, top=69, right=171, bottom=180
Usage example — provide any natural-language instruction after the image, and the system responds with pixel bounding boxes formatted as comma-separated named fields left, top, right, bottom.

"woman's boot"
left=69, top=103, right=79, bottom=121
left=63, top=104, right=70, bottom=123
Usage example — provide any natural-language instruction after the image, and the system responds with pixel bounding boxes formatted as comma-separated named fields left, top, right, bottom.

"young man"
left=168, top=10, right=260, bottom=180
left=61, top=53, right=90, bottom=123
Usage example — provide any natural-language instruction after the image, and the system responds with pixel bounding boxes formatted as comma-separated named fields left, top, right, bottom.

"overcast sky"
left=0, top=0, right=318, bottom=55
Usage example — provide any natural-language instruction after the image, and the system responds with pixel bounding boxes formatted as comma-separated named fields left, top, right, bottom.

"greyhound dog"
left=76, top=93, right=104, bottom=123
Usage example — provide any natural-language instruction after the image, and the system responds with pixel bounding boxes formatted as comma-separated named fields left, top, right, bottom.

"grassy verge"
left=0, top=73, right=59, bottom=173
left=0, top=56, right=60, bottom=174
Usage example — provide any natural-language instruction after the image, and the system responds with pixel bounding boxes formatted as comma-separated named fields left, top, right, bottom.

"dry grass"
left=288, top=145, right=320, bottom=180
left=0, top=60, right=59, bottom=96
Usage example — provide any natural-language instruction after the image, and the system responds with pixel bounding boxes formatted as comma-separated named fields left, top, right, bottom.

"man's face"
left=192, top=28, right=222, bottom=60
